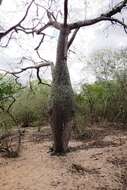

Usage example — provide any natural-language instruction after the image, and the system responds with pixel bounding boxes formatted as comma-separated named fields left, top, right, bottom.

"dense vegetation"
left=0, top=78, right=50, bottom=134
left=75, top=49, right=127, bottom=132
left=0, top=49, right=127, bottom=137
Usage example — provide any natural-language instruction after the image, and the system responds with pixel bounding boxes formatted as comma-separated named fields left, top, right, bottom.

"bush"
left=12, top=82, right=50, bottom=127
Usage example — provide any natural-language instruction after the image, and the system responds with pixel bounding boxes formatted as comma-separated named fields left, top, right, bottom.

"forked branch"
left=0, top=0, right=34, bottom=39
left=0, top=59, right=53, bottom=87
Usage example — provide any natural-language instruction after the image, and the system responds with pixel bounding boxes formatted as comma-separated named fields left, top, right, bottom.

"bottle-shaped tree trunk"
left=49, top=27, right=75, bottom=154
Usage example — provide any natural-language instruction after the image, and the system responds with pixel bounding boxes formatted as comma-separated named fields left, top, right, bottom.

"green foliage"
left=75, top=48, right=127, bottom=130
left=0, top=74, right=19, bottom=98
left=0, top=113, right=14, bottom=135
left=0, top=74, right=20, bottom=112
left=0, top=76, right=50, bottom=134
left=0, top=75, right=21, bottom=134
left=75, top=77, right=127, bottom=132
left=12, top=82, right=50, bottom=127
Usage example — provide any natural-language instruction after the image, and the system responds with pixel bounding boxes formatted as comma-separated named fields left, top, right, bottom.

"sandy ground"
left=0, top=126, right=127, bottom=190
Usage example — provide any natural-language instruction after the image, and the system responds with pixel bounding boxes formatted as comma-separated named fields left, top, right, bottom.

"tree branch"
left=69, top=16, right=127, bottom=30
left=36, top=23, right=52, bottom=34
left=67, top=28, right=79, bottom=50
left=0, top=0, right=34, bottom=39
left=0, top=59, right=53, bottom=87
left=35, top=50, right=54, bottom=76
left=4, top=63, right=51, bottom=75
left=36, top=11, right=62, bottom=34
left=34, top=33, right=45, bottom=50
left=36, top=21, right=61, bottom=34
left=64, top=0, right=69, bottom=26
left=68, top=0, right=127, bottom=30
left=0, top=31, right=15, bottom=48
left=101, top=0, right=127, bottom=17
left=36, top=68, right=51, bottom=87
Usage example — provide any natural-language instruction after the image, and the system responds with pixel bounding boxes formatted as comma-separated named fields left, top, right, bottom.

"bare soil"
left=0, top=125, right=127, bottom=190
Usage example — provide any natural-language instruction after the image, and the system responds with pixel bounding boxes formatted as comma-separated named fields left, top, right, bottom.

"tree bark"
left=49, top=27, right=75, bottom=154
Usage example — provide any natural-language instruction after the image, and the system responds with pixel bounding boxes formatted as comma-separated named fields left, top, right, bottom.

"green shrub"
left=12, top=82, right=50, bottom=127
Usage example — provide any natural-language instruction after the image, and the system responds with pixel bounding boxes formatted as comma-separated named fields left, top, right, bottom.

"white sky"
left=0, top=0, right=127, bottom=88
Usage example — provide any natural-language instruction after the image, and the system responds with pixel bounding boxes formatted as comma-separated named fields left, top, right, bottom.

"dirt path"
left=0, top=127, right=127, bottom=190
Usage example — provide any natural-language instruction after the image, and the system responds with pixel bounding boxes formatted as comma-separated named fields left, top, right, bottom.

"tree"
left=80, top=48, right=127, bottom=123
left=87, top=48, right=127, bottom=81
left=0, top=0, right=127, bottom=154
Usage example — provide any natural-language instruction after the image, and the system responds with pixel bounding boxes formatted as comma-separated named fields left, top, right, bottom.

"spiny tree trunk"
left=49, top=27, right=75, bottom=154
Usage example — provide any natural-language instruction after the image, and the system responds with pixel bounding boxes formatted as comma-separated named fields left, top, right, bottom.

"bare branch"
left=5, top=63, right=51, bottom=75
left=36, top=11, right=62, bottom=34
left=36, top=68, right=51, bottom=87
left=101, top=0, right=127, bottom=17
left=34, top=33, right=45, bottom=50
left=68, top=1, right=127, bottom=30
left=0, top=31, right=15, bottom=48
left=0, top=0, right=34, bottom=39
left=47, top=11, right=57, bottom=22
left=67, top=28, right=79, bottom=50
left=69, top=16, right=127, bottom=31
left=36, top=23, right=52, bottom=34
left=0, top=58, right=53, bottom=87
